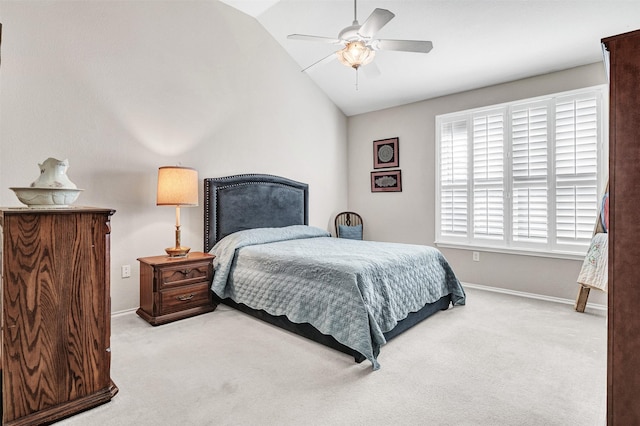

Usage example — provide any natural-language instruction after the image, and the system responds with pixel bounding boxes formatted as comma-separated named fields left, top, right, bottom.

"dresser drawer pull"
left=177, top=293, right=195, bottom=301
left=181, top=269, right=192, bottom=275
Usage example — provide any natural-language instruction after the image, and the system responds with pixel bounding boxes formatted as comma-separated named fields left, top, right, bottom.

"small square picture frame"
left=371, top=170, right=402, bottom=192
left=373, top=137, right=399, bottom=169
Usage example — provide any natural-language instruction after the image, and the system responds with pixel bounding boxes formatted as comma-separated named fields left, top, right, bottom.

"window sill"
left=434, top=241, right=586, bottom=261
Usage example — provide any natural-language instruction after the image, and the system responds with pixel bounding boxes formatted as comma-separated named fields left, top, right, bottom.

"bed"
left=204, top=174, right=465, bottom=369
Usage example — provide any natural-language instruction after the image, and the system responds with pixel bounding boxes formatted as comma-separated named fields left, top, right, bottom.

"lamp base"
left=165, top=246, right=191, bottom=257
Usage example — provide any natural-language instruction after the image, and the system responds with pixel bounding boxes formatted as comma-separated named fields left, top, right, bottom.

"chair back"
left=335, top=211, right=363, bottom=239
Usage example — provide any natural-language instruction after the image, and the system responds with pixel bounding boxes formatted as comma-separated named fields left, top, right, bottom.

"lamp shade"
left=156, top=166, right=198, bottom=206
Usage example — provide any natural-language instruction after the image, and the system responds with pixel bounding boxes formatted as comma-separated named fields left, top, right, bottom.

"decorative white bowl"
left=10, top=187, right=83, bottom=208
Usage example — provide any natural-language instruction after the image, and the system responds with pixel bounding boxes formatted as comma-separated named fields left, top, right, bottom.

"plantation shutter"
left=472, top=111, right=504, bottom=241
left=511, top=102, right=548, bottom=245
left=440, top=120, right=468, bottom=237
left=435, top=86, right=603, bottom=256
left=555, top=94, right=599, bottom=249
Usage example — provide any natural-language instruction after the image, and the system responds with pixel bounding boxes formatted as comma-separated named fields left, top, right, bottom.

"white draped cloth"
left=577, top=233, right=608, bottom=292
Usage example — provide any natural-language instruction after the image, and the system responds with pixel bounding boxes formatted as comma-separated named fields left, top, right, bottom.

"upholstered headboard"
left=203, top=174, right=309, bottom=253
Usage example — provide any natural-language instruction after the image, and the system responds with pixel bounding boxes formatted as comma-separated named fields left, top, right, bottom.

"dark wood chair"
left=335, top=211, right=363, bottom=240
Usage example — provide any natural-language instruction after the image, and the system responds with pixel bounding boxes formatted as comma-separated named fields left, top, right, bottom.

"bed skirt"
left=216, top=293, right=453, bottom=363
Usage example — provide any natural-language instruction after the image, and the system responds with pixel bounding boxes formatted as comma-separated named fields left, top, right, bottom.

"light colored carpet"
left=59, top=287, right=606, bottom=426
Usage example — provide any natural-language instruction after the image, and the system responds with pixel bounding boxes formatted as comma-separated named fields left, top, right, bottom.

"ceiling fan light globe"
left=361, top=49, right=375, bottom=66
left=337, top=41, right=375, bottom=69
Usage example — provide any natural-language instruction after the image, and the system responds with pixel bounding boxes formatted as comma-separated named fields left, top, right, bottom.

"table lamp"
left=157, top=166, right=198, bottom=257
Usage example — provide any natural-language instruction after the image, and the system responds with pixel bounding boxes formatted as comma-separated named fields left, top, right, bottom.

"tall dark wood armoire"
left=603, top=29, right=640, bottom=425
left=0, top=208, right=118, bottom=425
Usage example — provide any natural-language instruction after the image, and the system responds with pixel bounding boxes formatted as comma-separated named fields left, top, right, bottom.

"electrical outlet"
left=121, top=264, right=131, bottom=278
left=472, top=251, right=480, bottom=262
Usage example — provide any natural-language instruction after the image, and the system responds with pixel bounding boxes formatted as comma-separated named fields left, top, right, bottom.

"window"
left=435, top=87, right=605, bottom=257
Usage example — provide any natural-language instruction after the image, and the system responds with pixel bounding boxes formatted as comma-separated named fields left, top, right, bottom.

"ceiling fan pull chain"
left=355, top=67, right=359, bottom=91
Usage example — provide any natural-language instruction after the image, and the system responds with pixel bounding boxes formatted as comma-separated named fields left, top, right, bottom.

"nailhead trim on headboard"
left=203, top=174, right=309, bottom=253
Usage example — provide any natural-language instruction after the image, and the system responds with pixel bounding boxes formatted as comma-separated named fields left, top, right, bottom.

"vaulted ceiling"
left=221, top=0, right=640, bottom=116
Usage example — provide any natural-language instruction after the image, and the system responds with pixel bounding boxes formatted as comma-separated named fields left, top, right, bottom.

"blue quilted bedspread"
left=210, top=225, right=465, bottom=369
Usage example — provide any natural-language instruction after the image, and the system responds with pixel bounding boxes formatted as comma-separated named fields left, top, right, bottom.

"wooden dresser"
left=0, top=207, right=118, bottom=425
left=603, top=29, right=640, bottom=425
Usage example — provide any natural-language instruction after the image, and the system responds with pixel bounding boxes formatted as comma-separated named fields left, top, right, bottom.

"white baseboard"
left=462, top=282, right=607, bottom=312
left=112, top=307, right=137, bottom=318
left=110, top=284, right=608, bottom=317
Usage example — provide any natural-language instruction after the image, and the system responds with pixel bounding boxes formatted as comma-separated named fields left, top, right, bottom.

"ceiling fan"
left=287, top=0, right=433, bottom=74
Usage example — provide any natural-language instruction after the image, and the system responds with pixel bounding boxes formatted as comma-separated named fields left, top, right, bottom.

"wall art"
left=373, top=137, right=399, bottom=169
left=371, top=170, right=402, bottom=192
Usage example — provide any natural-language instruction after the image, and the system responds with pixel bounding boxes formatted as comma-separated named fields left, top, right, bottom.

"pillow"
left=338, top=224, right=363, bottom=240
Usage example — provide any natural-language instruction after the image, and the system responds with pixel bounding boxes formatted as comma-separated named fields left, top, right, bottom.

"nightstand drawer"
left=158, top=262, right=211, bottom=289
left=159, top=282, right=211, bottom=315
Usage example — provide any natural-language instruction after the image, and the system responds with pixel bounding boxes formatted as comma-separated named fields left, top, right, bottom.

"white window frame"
left=435, top=86, right=607, bottom=259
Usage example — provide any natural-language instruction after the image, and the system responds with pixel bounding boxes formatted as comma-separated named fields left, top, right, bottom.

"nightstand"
left=136, top=252, right=216, bottom=325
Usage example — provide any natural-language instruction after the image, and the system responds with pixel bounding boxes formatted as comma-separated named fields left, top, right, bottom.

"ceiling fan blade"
left=301, top=51, right=338, bottom=72
left=358, top=8, right=395, bottom=39
left=374, top=39, right=433, bottom=54
left=288, top=34, right=342, bottom=44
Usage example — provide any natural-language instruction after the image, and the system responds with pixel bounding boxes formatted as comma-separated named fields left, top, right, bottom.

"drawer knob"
left=181, top=269, right=192, bottom=275
left=177, top=293, right=195, bottom=301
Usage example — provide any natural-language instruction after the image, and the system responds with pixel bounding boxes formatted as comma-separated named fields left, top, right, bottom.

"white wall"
left=0, top=1, right=348, bottom=313
left=348, top=63, right=608, bottom=305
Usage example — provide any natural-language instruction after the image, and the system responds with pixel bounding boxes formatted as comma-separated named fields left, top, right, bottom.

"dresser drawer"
left=157, top=262, right=211, bottom=289
left=159, top=282, right=211, bottom=315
